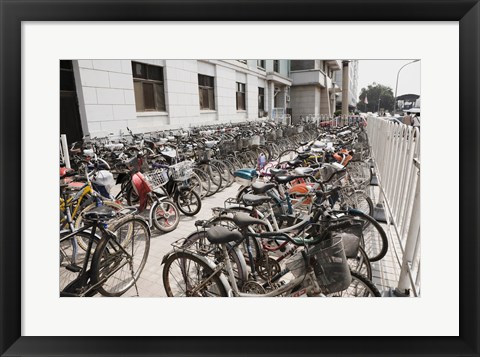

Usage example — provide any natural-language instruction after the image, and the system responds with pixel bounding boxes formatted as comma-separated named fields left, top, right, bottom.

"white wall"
left=75, top=59, right=263, bottom=137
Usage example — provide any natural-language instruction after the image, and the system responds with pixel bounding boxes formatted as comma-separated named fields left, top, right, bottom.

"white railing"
left=366, top=116, right=421, bottom=296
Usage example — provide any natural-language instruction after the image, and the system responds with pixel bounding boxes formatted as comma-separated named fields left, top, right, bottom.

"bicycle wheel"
left=91, top=216, right=150, bottom=297
left=162, top=251, right=228, bottom=297
left=189, top=171, right=204, bottom=198
left=192, top=168, right=211, bottom=199
left=74, top=200, right=125, bottom=251
left=211, top=160, right=233, bottom=189
left=183, top=229, right=248, bottom=289
left=338, top=190, right=374, bottom=216
left=328, top=271, right=381, bottom=297
left=204, top=164, right=222, bottom=196
left=176, top=188, right=201, bottom=216
left=347, top=246, right=372, bottom=280
left=151, top=199, right=180, bottom=233
left=348, top=210, right=388, bottom=262
left=59, top=231, right=100, bottom=293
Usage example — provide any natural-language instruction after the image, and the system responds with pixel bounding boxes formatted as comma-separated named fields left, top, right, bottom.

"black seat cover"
left=233, top=212, right=268, bottom=229
left=83, top=206, right=117, bottom=222
left=242, top=194, right=271, bottom=206
left=288, top=159, right=302, bottom=167
left=298, top=153, right=310, bottom=159
left=299, top=141, right=309, bottom=146
left=206, top=226, right=243, bottom=244
left=270, top=168, right=287, bottom=177
left=251, top=182, right=276, bottom=194
left=275, top=175, right=298, bottom=184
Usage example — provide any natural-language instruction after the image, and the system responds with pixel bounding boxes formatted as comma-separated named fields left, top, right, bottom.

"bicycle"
left=60, top=205, right=151, bottom=297
left=162, top=213, right=380, bottom=297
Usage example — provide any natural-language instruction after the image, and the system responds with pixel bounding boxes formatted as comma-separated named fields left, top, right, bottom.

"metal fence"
left=366, top=116, right=421, bottom=296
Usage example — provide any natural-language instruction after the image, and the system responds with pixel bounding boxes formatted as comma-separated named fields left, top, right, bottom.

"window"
left=198, top=74, right=215, bottom=110
left=236, top=82, right=246, bottom=110
left=273, top=60, right=280, bottom=73
left=132, top=62, right=166, bottom=112
left=257, top=60, right=266, bottom=69
left=258, top=87, right=265, bottom=116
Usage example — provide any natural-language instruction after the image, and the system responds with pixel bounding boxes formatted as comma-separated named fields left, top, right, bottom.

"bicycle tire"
left=347, top=210, right=388, bottom=262
left=176, top=189, right=202, bottom=216
left=347, top=246, right=372, bottom=280
left=211, top=160, right=233, bottom=188
left=91, top=216, right=150, bottom=297
left=151, top=199, right=180, bottom=233
left=203, top=164, right=223, bottom=196
left=162, top=251, right=228, bottom=297
left=192, top=168, right=211, bottom=199
left=328, top=271, right=381, bottom=297
left=59, top=231, right=100, bottom=293
left=337, top=190, right=374, bottom=217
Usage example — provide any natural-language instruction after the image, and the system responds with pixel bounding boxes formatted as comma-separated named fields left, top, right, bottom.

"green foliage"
left=334, top=109, right=342, bottom=117
left=356, top=83, right=394, bottom=113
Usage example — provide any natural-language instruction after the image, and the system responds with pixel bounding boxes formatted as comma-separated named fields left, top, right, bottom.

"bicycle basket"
left=331, top=221, right=363, bottom=258
left=286, top=237, right=352, bottom=294
left=142, top=169, right=169, bottom=190
left=196, top=148, right=211, bottom=161
left=169, top=160, right=194, bottom=181
left=311, top=237, right=351, bottom=294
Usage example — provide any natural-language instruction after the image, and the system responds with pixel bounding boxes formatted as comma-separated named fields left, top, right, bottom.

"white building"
left=60, top=59, right=292, bottom=140
left=289, top=60, right=341, bottom=123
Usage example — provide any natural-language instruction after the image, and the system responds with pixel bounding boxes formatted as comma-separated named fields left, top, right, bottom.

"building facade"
left=289, top=60, right=341, bottom=123
left=60, top=59, right=345, bottom=140
left=334, top=60, right=359, bottom=112
left=61, top=59, right=294, bottom=139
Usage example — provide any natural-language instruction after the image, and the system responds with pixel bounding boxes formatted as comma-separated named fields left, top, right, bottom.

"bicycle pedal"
left=65, top=264, right=82, bottom=273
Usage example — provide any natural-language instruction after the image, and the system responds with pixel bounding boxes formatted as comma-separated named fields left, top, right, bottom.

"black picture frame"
left=1, top=0, right=478, bottom=356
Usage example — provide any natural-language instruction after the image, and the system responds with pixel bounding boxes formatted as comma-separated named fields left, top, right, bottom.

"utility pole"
left=341, top=60, right=349, bottom=116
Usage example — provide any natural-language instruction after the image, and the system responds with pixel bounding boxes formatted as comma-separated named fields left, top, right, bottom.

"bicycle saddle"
left=251, top=182, right=276, bottom=194
left=233, top=212, right=268, bottom=229
left=274, top=175, right=298, bottom=184
left=242, top=194, right=271, bottom=206
left=287, top=159, right=302, bottom=167
left=82, top=206, right=117, bottom=222
left=206, top=226, right=243, bottom=244
left=269, top=168, right=287, bottom=177
left=294, top=167, right=314, bottom=176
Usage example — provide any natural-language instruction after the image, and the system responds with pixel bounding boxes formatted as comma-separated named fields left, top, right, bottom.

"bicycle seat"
left=82, top=206, right=117, bottom=222
left=233, top=212, right=268, bottom=229
left=288, top=159, right=302, bottom=167
left=206, top=226, right=243, bottom=244
left=275, top=175, right=298, bottom=184
left=269, top=168, right=287, bottom=177
left=242, top=194, right=271, bottom=206
left=294, top=167, right=314, bottom=176
left=298, top=153, right=310, bottom=160
left=251, top=182, right=276, bottom=194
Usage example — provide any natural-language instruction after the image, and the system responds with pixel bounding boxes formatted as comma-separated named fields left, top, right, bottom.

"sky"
left=356, top=60, right=421, bottom=98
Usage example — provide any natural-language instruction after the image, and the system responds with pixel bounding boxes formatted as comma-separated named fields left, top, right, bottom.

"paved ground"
left=122, top=182, right=401, bottom=297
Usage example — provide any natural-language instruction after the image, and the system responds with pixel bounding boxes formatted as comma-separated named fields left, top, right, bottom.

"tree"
left=356, top=83, right=394, bottom=113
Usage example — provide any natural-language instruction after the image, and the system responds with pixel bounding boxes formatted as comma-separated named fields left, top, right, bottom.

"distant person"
left=411, top=114, right=420, bottom=129
left=403, top=112, right=411, bottom=125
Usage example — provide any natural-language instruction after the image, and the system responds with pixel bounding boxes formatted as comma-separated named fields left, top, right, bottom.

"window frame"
left=131, top=61, right=166, bottom=112
left=236, top=82, right=246, bottom=111
left=198, top=74, right=216, bottom=110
